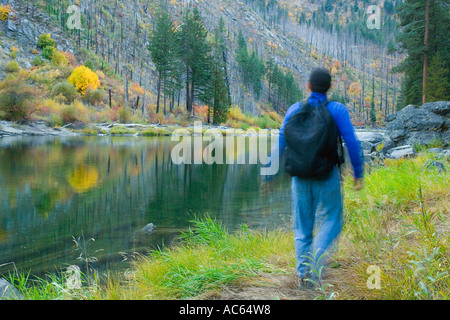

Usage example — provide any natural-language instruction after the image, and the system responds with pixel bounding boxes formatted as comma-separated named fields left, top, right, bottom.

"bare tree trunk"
left=422, top=0, right=430, bottom=104
left=156, top=73, right=162, bottom=114
left=186, top=66, right=191, bottom=112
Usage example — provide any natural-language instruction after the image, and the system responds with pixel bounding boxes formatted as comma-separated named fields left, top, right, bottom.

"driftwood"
left=91, top=122, right=161, bottom=129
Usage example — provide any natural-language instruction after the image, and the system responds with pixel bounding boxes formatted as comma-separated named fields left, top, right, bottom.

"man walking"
left=266, top=68, right=364, bottom=287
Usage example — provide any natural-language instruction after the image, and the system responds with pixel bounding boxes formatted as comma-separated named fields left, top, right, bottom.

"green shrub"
left=42, top=46, right=56, bottom=60
left=37, top=33, right=56, bottom=49
left=5, top=60, right=20, bottom=73
left=0, top=76, right=37, bottom=122
left=256, top=114, right=281, bottom=129
left=46, top=113, right=63, bottom=128
left=51, top=82, right=79, bottom=103
left=83, top=88, right=105, bottom=105
left=32, top=55, right=45, bottom=66
left=51, top=50, right=68, bottom=66
left=61, top=104, right=77, bottom=124
left=117, top=107, right=131, bottom=124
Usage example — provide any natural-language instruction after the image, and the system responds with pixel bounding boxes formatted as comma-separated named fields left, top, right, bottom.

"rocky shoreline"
left=0, top=120, right=78, bottom=138
left=358, top=101, right=450, bottom=161
left=1, top=101, right=449, bottom=161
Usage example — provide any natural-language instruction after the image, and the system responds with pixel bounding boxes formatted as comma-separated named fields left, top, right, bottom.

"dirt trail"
left=198, top=271, right=318, bottom=300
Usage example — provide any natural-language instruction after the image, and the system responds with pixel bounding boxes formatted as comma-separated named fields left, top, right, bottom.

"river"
left=0, top=135, right=292, bottom=277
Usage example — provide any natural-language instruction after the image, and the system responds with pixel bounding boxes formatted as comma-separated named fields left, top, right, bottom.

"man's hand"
left=354, top=178, right=364, bottom=191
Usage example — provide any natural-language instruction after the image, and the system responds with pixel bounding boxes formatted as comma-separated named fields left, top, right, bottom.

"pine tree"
left=395, top=0, right=450, bottom=107
left=236, top=29, right=265, bottom=100
left=148, top=3, right=177, bottom=114
left=179, top=7, right=211, bottom=114
left=426, top=52, right=450, bottom=102
left=210, top=17, right=230, bottom=124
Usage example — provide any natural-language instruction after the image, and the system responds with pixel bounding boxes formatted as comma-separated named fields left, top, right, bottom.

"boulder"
left=406, top=131, right=443, bottom=146
left=141, top=223, right=156, bottom=234
left=443, top=149, right=450, bottom=158
left=387, top=145, right=416, bottom=160
left=0, top=279, right=22, bottom=300
left=6, top=18, right=16, bottom=38
left=427, top=148, right=443, bottom=154
left=385, top=101, right=449, bottom=148
left=386, top=105, right=445, bottom=133
left=379, top=137, right=396, bottom=156
left=442, top=131, right=450, bottom=145
left=356, top=132, right=385, bottom=144
left=422, top=101, right=450, bottom=117
left=361, top=141, right=375, bottom=153
left=423, top=159, right=446, bottom=173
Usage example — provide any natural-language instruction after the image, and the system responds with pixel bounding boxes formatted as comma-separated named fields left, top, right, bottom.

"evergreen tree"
left=179, top=7, right=211, bottom=113
left=148, top=3, right=177, bottom=114
left=426, top=52, right=450, bottom=102
left=236, top=29, right=265, bottom=100
left=395, top=0, right=450, bottom=107
left=210, top=17, right=231, bottom=124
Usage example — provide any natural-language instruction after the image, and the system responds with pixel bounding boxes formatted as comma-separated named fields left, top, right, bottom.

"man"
left=265, top=68, right=364, bottom=287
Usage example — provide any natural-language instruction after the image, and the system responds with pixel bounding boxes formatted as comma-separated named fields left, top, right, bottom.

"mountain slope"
left=1, top=0, right=403, bottom=126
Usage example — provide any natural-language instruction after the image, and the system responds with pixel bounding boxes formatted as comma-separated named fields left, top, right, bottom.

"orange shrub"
left=131, top=82, right=144, bottom=96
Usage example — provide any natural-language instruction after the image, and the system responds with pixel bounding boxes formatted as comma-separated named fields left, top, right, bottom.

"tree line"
left=148, top=4, right=230, bottom=124
left=236, top=30, right=302, bottom=114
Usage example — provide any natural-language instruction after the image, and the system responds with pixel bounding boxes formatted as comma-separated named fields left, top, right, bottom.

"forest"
left=0, top=0, right=449, bottom=128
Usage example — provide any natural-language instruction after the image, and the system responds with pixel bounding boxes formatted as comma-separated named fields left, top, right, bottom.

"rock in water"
left=142, top=223, right=156, bottom=234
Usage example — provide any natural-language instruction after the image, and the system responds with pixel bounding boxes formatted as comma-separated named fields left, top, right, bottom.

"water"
left=0, top=136, right=292, bottom=277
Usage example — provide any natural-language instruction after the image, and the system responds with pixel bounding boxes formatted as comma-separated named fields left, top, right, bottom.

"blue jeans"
left=291, top=166, right=343, bottom=278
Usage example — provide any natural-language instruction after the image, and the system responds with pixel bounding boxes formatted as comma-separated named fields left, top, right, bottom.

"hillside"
left=0, top=0, right=439, bottom=128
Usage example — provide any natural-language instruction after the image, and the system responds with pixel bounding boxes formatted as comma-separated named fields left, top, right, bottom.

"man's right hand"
left=354, top=178, right=364, bottom=191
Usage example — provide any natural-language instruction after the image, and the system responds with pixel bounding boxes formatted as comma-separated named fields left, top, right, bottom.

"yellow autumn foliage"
left=348, top=82, right=362, bottom=97
left=67, top=165, right=99, bottom=193
left=68, top=65, right=100, bottom=94
left=0, top=4, right=10, bottom=21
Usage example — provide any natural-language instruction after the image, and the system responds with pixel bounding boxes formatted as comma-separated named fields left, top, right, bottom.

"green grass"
left=99, top=217, right=294, bottom=300
left=337, top=153, right=450, bottom=299
left=140, top=127, right=173, bottom=137
left=3, top=154, right=449, bottom=300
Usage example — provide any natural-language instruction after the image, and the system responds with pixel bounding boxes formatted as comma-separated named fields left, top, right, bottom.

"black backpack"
left=284, top=100, right=344, bottom=179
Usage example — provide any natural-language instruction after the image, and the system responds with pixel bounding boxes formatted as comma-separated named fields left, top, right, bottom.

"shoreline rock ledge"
left=385, top=101, right=449, bottom=147
left=358, top=101, right=450, bottom=161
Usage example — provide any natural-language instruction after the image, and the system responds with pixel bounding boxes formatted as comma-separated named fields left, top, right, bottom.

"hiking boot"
left=298, top=276, right=314, bottom=290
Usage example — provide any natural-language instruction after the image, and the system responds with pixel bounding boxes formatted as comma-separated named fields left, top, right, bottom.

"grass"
left=98, top=217, right=294, bottom=300
left=335, top=153, right=449, bottom=299
left=2, top=153, right=449, bottom=300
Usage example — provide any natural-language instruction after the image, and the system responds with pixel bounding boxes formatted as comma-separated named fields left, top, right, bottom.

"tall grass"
left=100, top=216, right=294, bottom=299
left=337, top=153, right=449, bottom=299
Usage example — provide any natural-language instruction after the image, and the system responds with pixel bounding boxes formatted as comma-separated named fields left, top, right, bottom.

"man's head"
left=308, top=68, right=332, bottom=94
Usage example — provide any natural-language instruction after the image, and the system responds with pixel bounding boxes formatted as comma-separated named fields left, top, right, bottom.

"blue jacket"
left=276, top=92, right=364, bottom=179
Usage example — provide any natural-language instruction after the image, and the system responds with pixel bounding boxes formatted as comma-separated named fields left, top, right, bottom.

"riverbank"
left=0, top=120, right=280, bottom=138
left=2, top=153, right=449, bottom=300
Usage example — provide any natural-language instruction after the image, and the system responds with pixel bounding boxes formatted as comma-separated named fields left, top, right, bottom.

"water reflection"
left=0, top=136, right=291, bottom=277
